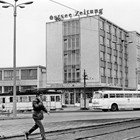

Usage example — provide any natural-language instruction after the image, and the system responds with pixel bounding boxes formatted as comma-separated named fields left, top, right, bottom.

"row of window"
left=0, top=69, right=37, bottom=81
left=0, top=95, right=61, bottom=103
left=103, top=93, right=140, bottom=98
left=99, top=19, right=128, bottom=39
left=0, top=86, right=37, bottom=93
left=101, top=76, right=128, bottom=87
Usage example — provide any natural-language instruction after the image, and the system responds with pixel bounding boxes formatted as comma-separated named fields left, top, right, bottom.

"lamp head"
left=24, top=1, right=33, bottom=5
left=0, top=0, right=7, bottom=4
left=2, top=5, right=10, bottom=8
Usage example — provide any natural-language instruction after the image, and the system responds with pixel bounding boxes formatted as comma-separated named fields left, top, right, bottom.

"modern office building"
left=0, top=65, right=46, bottom=93
left=46, top=15, right=140, bottom=106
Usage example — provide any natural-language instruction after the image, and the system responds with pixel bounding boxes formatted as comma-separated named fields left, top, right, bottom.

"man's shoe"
left=24, top=132, right=29, bottom=140
left=42, top=138, right=47, bottom=140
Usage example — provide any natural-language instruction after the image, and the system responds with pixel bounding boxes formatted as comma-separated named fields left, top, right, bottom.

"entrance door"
left=65, top=92, right=74, bottom=105
left=70, top=92, right=74, bottom=104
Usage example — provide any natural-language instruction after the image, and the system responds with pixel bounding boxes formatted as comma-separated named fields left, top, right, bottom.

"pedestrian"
left=24, top=91, right=50, bottom=140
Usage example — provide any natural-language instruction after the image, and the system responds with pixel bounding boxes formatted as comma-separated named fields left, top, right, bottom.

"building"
left=46, top=15, right=140, bottom=106
left=0, top=65, right=46, bottom=93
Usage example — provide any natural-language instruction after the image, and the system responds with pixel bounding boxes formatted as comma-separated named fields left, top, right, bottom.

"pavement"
left=0, top=106, right=137, bottom=140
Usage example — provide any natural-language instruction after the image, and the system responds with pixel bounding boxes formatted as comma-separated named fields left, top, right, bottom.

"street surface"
left=1, top=110, right=140, bottom=139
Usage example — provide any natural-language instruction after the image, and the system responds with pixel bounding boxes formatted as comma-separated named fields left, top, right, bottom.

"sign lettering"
left=49, top=8, right=103, bottom=21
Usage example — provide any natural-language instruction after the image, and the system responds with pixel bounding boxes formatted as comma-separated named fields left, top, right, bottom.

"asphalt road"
left=1, top=110, right=140, bottom=140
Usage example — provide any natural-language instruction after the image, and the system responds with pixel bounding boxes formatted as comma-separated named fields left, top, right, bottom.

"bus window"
left=125, top=94, right=132, bottom=98
left=2, top=98, right=5, bottom=103
left=110, top=94, right=115, bottom=98
left=56, top=96, right=60, bottom=102
left=116, top=94, right=124, bottom=98
left=42, top=96, right=46, bottom=101
left=19, top=97, right=23, bottom=102
left=29, top=96, right=31, bottom=102
left=133, top=94, right=140, bottom=98
left=93, top=93, right=102, bottom=99
left=133, top=94, right=138, bottom=98
left=103, top=94, right=108, bottom=98
left=10, top=97, right=13, bottom=102
left=50, top=96, right=55, bottom=102
left=22, top=96, right=27, bottom=102
left=30, top=96, right=36, bottom=101
left=137, top=94, right=140, bottom=98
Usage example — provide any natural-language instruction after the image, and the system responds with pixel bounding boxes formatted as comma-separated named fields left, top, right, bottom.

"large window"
left=63, top=20, right=80, bottom=83
left=21, top=69, right=37, bottom=80
left=4, top=70, right=19, bottom=80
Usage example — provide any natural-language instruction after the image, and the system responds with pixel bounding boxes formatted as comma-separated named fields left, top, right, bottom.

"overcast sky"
left=0, top=0, right=140, bottom=68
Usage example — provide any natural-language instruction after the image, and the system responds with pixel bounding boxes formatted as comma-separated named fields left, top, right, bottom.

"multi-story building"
left=0, top=65, right=46, bottom=93
left=46, top=15, right=140, bottom=105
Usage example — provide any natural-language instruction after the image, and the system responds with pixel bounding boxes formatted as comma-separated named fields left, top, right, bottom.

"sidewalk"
left=0, top=106, right=94, bottom=120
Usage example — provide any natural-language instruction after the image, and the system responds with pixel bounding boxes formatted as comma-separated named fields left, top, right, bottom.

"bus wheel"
left=111, top=103, right=118, bottom=111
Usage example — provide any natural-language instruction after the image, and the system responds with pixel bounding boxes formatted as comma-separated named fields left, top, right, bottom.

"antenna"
left=49, top=0, right=77, bottom=11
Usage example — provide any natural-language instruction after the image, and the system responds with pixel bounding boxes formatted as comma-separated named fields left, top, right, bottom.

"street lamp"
left=0, top=0, right=33, bottom=117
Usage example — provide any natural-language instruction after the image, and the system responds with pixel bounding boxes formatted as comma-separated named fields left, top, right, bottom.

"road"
left=1, top=110, right=140, bottom=140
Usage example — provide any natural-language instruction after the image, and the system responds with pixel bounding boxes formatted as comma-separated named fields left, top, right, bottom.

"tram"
left=0, top=89, right=62, bottom=112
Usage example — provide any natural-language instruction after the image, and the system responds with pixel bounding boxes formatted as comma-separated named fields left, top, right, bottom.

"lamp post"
left=83, top=69, right=88, bottom=109
left=0, top=0, right=33, bottom=117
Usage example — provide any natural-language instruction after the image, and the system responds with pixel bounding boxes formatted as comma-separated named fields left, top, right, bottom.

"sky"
left=0, top=0, right=140, bottom=68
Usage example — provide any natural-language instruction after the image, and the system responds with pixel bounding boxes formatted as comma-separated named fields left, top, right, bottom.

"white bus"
left=92, top=90, right=140, bottom=111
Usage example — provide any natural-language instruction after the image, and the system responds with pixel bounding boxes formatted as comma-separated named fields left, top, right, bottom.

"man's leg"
left=24, top=121, right=39, bottom=140
left=35, top=119, right=46, bottom=140
left=28, top=123, right=38, bottom=134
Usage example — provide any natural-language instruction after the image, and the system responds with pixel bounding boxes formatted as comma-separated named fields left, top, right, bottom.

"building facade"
left=46, top=15, right=140, bottom=106
left=0, top=65, right=46, bottom=93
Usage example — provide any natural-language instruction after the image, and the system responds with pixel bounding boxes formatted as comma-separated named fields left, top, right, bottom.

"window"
left=101, top=67, right=105, bottom=76
left=56, top=96, right=60, bottom=102
left=101, top=76, right=106, bottom=83
left=50, top=96, right=55, bottom=102
left=4, top=70, right=19, bottom=80
left=100, top=36, right=104, bottom=45
left=100, top=52, right=105, bottom=60
left=106, top=23, right=111, bottom=33
left=110, top=94, right=115, bottom=98
left=4, top=86, right=13, bottom=93
left=10, top=97, right=13, bottom=102
left=21, top=69, right=37, bottom=80
left=100, top=20, right=104, bottom=30
left=2, top=98, right=5, bottom=103
left=116, top=94, right=124, bottom=98
left=125, top=94, right=132, bottom=98
left=103, top=94, right=108, bottom=98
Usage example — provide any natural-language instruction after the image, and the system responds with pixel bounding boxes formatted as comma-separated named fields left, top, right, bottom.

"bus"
left=92, top=90, right=140, bottom=111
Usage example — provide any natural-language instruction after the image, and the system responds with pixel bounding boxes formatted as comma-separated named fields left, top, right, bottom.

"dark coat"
left=32, top=98, right=48, bottom=120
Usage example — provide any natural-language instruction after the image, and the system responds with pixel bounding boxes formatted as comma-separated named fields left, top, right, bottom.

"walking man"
left=24, top=91, right=49, bottom=140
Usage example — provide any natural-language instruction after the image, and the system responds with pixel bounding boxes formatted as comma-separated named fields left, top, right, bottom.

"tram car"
left=0, top=89, right=62, bottom=112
